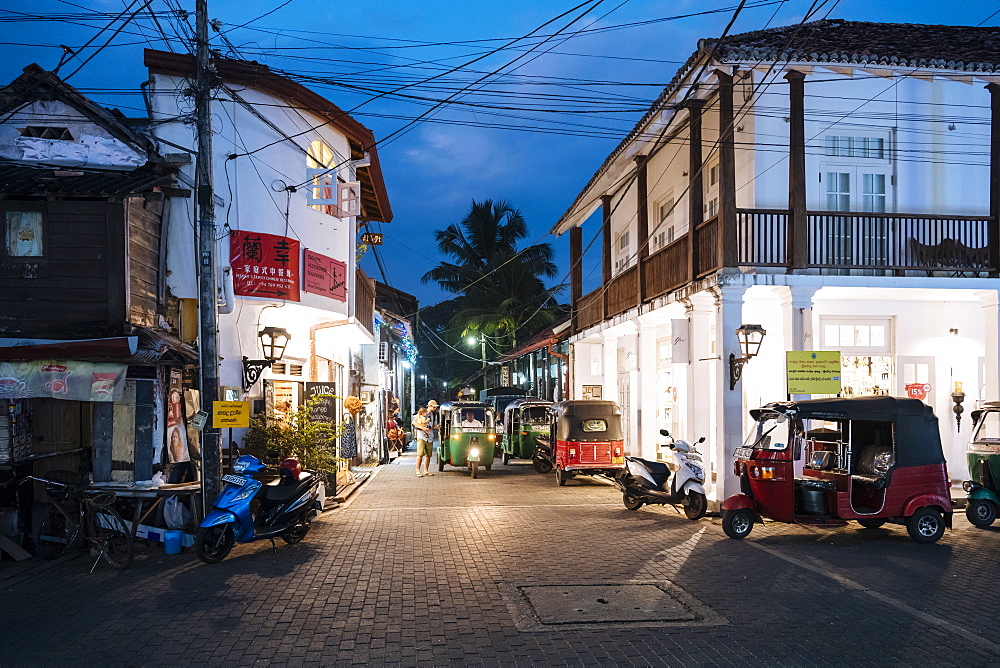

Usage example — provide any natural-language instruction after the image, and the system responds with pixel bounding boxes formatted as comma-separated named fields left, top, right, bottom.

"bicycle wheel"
left=36, top=503, right=79, bottom=560
left=89, top=507, right=134, bottom=569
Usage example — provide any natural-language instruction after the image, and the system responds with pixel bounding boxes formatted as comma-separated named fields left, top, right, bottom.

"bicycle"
left=29, top=472, right=134, bottom=571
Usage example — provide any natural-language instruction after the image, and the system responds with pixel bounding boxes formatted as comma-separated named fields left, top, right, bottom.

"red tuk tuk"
left=548, top=400, right=626, bottom=486
left=722, top=397, right=953, bottom=544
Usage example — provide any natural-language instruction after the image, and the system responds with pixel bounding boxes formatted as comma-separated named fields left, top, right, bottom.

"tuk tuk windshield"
left=522, top=406, right=549, bottom=425
left=742, top=416, right=789, bottom=451
left=972, top=410, right=1000, bottom=444
left=454, top=407, right=492, bottom=429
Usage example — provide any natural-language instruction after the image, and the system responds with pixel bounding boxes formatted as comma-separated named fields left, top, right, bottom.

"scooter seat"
left=629, top=457, right=670, bottom=477
left=264, top=475, right=314, bottom=503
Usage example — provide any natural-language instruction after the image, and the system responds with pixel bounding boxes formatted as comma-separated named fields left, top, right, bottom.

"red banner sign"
left=230, top=230, right=300, bottom=301
left=905, top=383, right=931, bottom=400
left=303, top=249, right=347, bottom=302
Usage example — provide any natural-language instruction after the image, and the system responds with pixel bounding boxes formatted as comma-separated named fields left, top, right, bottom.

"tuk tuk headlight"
left=451, top=434, right=460, bottom=440
left=963, top=480, right=979, bottom=493
left=470, top=447, right=480, bottom=458
left=487, top=433, right=496, bottom=441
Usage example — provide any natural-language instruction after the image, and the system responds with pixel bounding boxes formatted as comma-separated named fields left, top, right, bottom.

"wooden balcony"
left=573, top=208, right=996, bottom=333
left=355, top=269, right=376, bottom=336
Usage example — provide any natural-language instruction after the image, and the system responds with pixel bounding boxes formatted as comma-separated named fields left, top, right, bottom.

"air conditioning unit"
left=379, top=342, right=390, bottom=362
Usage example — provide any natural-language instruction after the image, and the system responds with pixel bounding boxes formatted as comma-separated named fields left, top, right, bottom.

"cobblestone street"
left=2, top=452, right=999, bottom=666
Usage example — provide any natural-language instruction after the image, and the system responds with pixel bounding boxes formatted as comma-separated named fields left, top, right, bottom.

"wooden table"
left=90, top=483, right=202, bottom=538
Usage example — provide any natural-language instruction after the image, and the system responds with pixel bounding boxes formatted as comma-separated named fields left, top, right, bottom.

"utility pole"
left=195, top=0, right=221, bottom=504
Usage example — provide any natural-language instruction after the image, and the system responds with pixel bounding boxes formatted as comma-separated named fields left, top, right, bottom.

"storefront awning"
left=0, top=336, right=137, bottom=361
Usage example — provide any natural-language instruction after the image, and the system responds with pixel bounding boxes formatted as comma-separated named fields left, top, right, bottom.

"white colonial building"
left=553, top=20, right=1000, bottom=502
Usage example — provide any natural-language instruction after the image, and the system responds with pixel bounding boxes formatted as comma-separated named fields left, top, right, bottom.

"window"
left=825, top=135, right=885, bottom=159
left=651, top=196, right=676, bottom=252
left=825, top=172, right=851, bottom=212
left=19, top=126, right=72, bottom=140
left=618, top=230, right=630, bottom=251
left=4, top=211, right=43, bottom=257
left=709, top=163, right=719, bottom=186
left=306, top=140, right=348, bottom=217
left=820, top=317, right=893, bottom=354
left=862, top=173, right=886, bottom=213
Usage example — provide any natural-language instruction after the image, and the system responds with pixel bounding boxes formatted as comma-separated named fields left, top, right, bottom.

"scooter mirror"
left=698, top=437, right=706, bottom=443
left=659, top=429, right=671, bottom=437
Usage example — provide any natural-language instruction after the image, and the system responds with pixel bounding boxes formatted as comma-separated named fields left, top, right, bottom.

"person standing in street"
left=426, top=400, right=440, bottom=443
left=412, top=406, right=433, bottom=477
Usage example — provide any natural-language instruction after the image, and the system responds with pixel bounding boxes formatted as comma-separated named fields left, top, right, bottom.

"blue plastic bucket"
left=164, top=529, right=182, bottom=554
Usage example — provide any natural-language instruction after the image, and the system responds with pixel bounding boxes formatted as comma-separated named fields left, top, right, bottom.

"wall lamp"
left=242, top=326, right=291, bottom=391
left=729, top=324, right=766, bottom=391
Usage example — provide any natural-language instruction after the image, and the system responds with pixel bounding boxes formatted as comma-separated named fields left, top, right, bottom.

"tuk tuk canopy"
left=550, top=400, right=623, bottom=442
left=750, top=396, right=944, bottom=469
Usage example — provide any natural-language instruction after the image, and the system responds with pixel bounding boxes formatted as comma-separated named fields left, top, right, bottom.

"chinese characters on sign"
left=303, top=249, right=347, bottom=302
left=786, top=351, right=842, bottom=395
left=229, top=230, right=301, bottom=301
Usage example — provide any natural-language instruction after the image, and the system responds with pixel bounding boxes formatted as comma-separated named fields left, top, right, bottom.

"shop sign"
left=905, top=383, right=932, bottom=401
left=305, top=382, right=338, bottom=424
left=786, top=351, right=842, bottom=394
left=302, top=249, right=347, bottom=301
left=360, top=232, right=383, bottom=245
left=230, top=230, right=301, bottom=301
left=0, top=361, right=126, bottom=402
left=212, top=401, right=250, bottom=428
left=500, top=366, right=511, bottom=386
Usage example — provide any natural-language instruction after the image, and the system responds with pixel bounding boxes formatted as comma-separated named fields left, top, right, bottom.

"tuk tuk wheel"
left=623, top=492, right=644, bottom=511
left=556, top=467, right=568, bottom=486
left=437, top=457, right=445, bottom=472
left=965, top=499, right=997, bottom=528
left=722, top=509, right=754, bottom=539
left=470, top=461, right=479, bottom=479
left=502, top=451, right=510, bottom=465
left=485, top=462, right=492, bottom=471
left=857, top=518, right=886, bottom=529
left=684, top=492, right=707, bottom=520
left=533, top=458, right=552, bottom=474
left=906, top=507, right=945, bottom=543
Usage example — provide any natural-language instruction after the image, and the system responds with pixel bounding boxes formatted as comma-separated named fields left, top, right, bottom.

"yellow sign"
left=786, top=351, right=842, bottom=394
left=213, top=401, right=251, bottom=428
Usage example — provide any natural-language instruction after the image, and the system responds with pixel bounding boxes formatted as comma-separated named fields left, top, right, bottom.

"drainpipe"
left=217, top=266, right=235, bottom=315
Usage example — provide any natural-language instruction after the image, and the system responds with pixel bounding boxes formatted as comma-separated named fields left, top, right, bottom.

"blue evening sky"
left=1, top=1, right=995, bottom=308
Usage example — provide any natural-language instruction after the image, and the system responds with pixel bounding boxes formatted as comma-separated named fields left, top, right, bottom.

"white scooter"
left=615, top=429, right=708, bottom=519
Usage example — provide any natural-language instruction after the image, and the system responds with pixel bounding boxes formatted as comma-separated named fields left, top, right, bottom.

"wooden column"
left=601, top=194, right=612, bottom=316
left=570, top=225, right=582, bottom=332
left=716, top=70, right=738, bottom=267
left=786, top=70, right=807, bottom=271
left=989, top=83, right=1000, bottom=276
left=687, top=99, right=706, bottom=282
left=635, top=154, right=649, bottom=301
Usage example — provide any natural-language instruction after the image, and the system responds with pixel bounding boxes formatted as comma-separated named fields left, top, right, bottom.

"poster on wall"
left=0, top=361, right=126, bottom=402
left=230, top=230, right=301, bottom=301
left=166, top=368, right=190, bottom=466
left=303, top=249, right=347, bottom=301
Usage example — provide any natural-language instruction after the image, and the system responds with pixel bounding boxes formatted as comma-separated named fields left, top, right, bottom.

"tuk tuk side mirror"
left=971, top=409, right=983, bottom=425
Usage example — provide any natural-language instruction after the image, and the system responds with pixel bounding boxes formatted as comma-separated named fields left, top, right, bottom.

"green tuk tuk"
left=964, top=402, right=1000, bottom=527
left=437, top=401, right=497, bottom=478
left=501, top=398, right=552, bottom=465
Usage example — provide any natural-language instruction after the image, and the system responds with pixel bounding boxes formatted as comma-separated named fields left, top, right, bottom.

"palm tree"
left=422, top=200, right=563, bottom=351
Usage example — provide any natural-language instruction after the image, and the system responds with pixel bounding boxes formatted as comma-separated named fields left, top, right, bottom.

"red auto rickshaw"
left=548, top=400, right=626, bottom=486
left=722, top=396, right=953, bottom=543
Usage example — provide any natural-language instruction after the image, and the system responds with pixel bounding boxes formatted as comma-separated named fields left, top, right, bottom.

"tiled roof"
left=706, top=19, right=1000, bottom=72
left=552, top=19, right=1000, bottom=234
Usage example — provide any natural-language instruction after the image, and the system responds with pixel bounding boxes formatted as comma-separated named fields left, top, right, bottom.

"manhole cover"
left=500, top=581, right=726, bottom=631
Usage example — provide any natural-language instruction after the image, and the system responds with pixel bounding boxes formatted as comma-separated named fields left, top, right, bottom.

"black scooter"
left=532, top=436, right=553, bottom=474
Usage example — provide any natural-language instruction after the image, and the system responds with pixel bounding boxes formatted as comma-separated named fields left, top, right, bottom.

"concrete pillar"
left=602, top=329, right=619, bottom=408
left=979, top=290, right=1000, bottom=401
left=637, top=319, right=660, bottom=460
left=713, top=284, right=747, bottom=502
left=777, top=285, right=818, bottom=401
left=685, top=295, right=716, bottom=492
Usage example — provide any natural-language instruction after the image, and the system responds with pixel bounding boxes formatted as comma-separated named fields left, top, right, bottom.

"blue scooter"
left=195, top=453, right=324, bottom=564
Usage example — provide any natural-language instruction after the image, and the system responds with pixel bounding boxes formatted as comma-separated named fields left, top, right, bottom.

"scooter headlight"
left=231, top=486, right=256, bottom=502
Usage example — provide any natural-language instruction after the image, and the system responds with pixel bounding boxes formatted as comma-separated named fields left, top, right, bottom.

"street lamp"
left=243, top=326, right=292, bottom=392
left=729, top=324, right=766, bottom=391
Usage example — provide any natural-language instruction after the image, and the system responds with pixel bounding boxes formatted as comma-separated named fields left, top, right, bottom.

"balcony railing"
left=574, top=208, right=996, bottom=332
